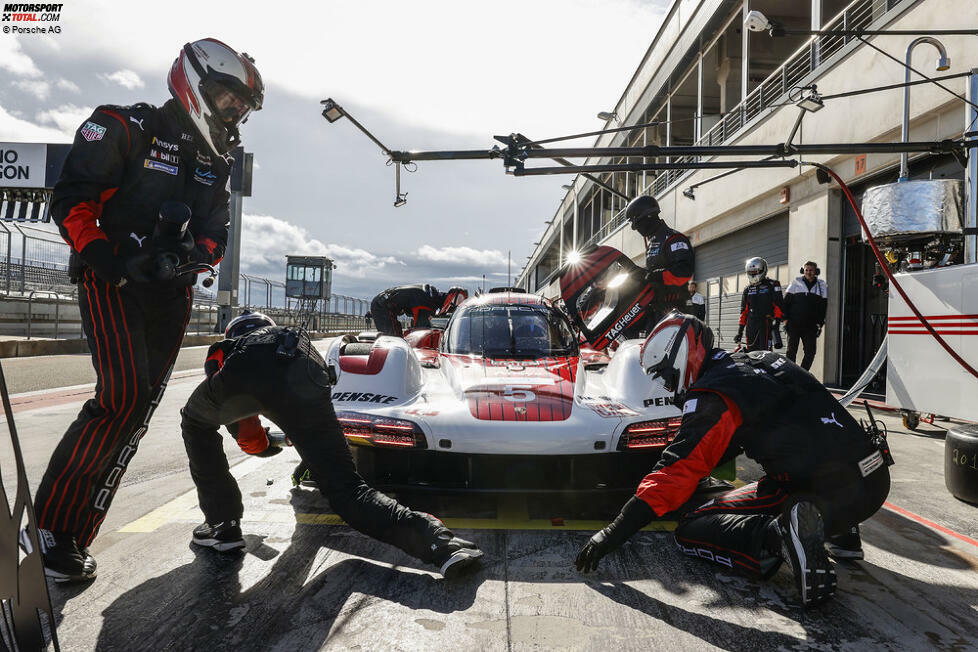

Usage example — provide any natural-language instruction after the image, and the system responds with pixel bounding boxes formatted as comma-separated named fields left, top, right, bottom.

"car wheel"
left=945, top=424, right=978, bottom=504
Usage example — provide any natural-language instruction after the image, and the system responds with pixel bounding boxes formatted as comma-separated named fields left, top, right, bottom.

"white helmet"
left=225, top=310, right=275, bottom=338
left=745, top=257, right=768, bottom=286
left=639, top=311, right=714, bottom=403
left=168, top=38, right=264, bottom=156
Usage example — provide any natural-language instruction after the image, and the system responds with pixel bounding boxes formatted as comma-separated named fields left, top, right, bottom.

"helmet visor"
left=202, top=80, right=252, bottom=126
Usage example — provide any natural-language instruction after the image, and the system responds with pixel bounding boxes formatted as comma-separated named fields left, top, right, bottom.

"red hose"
left=817, top=164, right=978, bottom=380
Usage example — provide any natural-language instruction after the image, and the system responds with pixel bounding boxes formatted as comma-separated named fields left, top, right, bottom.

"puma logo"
left=820, top=413, right=843, bottom=428
left=130, top=232, right=148, bottom=247
left=129, top=116, right=145, bottom=131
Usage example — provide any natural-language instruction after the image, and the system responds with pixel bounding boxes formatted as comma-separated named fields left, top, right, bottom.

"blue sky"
left=0, top=0, right=668, bottom=299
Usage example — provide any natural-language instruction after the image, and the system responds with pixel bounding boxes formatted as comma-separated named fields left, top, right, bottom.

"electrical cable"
left=806, top=162, right=978, bottom=380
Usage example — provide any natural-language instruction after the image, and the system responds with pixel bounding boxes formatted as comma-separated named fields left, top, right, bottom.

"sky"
left=0, top=0, right=669, bottom=299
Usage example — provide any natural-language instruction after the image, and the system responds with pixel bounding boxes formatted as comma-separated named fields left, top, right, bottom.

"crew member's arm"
left=815, top=279, right=828, bottom=326
left=412, top=305, right=434, bottom=328
left=204, top=340, right=275, bottom=456
left=735, top=287, right=749, bottom=342
left=190, top=174, right=231, bottom=266
left=51, top=108, right=132, bottom=286
left=771, top=280, right=785, bottom=321
left=645, top=233, right=694, bottom=288
left=576, top=391, right=742, bottom=571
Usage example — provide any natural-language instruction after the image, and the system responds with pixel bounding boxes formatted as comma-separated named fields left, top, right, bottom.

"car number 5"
left=503, top=385, right=536, bottom=402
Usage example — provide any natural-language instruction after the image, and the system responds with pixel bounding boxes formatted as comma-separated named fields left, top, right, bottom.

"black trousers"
left=35, top=268, right=192, bottom=546
left=787, top=325, right=818, bottom=371
left=180, top=345, right=447, bottom=564
left=369, top=295, right=402, bottom=337
left=744, top=317, right=773, bottom=351
left=674, top=464, right=890, bottom=577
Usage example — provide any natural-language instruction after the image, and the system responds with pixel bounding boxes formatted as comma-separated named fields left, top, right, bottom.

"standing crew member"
left=685, top=280, right=706, bottom=321
left=784, top=262, right=828, bottom=371
left=623, top=195, right=694, bottom=336
left=181, top=312, right=483, bottom=579
left=31, top=38, right=263, bottom=582
left=370, top=285, right=467, bottom=336
left=735, top=257, right=784, bottom=351
left=575, top=312, right=891, bottom=606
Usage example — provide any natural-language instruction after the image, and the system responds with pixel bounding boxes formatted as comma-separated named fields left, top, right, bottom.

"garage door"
left=693, top=213, right=789, bottom=349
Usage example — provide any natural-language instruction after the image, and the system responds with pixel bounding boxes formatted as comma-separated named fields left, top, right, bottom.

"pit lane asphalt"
left=3, top=352, right=978, bottom=651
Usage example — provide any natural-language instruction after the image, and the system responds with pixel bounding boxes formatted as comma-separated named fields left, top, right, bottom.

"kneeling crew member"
left=370, top=285, right=467, bottom=336
left=575, top=312, right=891, bottom=607
left=181, top=312, right=483, bottom=579
left=736, top=257, right=784, bottom=351
left=624, top=195, right=694, bottom=336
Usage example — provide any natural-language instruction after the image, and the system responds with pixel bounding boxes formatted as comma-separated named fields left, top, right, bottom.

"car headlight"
left=617, top=417, right=683, bottom=450
left=337, top=411, right=427, bottom=449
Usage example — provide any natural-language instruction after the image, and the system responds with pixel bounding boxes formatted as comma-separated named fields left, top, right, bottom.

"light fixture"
left=561, top=184, right=573, bottom=190
left=744, top=10, right=772, bottom=33
left=393, top=194, right=408, bottom=208
left=597, top=111, right=620, bottom=122
left=796, top=89, right=825, bottom=113
left=320, top=98, right=344, bottom=123
left=682, top=187, right=696, bottom=200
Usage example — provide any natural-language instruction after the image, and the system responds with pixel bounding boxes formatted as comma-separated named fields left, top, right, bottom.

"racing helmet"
left=625, top=195, right=663, bottom=237
left=639, top=311, right=714, bottom=403
left=745, top=257, right=768, bottom=286
left=440, top=287, right=468, bottom=314
left=168, top=38, right=264, bottom=156
left=226, top=310, right=275, bottom=339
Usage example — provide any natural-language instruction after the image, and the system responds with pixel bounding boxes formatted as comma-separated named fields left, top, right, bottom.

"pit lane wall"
left=886, top=263, right=978, bottom=422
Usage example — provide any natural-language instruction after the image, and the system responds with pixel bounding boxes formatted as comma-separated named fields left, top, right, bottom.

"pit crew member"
left=370, top=285, right=467, bottom=336
left=784, top=261, right=828, bottom=371
left=735, top=257, right=785, bottom=351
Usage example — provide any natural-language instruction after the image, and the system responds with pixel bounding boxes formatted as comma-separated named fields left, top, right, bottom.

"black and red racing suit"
left=738, top=278, right=784, bottom=351
left=181, top=326, right=459, bottom=564
left=34, top=100, right=230, bottom=546
left=625, top=222, right=694, bottom=338
left=369, top=284, right=444, bottom=336
left=635, top=349, right=889, bottom=576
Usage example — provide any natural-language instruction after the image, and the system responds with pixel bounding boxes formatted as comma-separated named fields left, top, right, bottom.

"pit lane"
left=3, top=358, right=978, bottom=650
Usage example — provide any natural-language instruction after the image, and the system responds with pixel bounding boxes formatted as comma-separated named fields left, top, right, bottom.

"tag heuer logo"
left=80, top=121, right=107, bottom=142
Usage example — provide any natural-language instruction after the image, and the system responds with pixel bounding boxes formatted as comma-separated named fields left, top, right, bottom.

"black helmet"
left=225, top=310, right=275, bottom=338
left=625, top=195, right=662, bottom=237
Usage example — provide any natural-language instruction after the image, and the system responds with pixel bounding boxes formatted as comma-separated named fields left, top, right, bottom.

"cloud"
left=56, top=79, right=81, bottom=93
left=12, top=80, right=51, bottom=101
left=0, top=104, right=71, bottom=142
left=98, top=69, right=145, bottom=90
left=36, top=104, right=94, bottom=138
left=415, top=245, right=508, bottom=267
left=0, top=39, right=41, bottom=77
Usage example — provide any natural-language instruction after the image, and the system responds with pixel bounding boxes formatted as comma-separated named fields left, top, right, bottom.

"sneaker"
left=430, top=531, right=483, bottom=580
left=192, top=521, right=246, bottom=552
left=21, top=528, right=97, bottom=583
left=826, top=525, right=864, bottom=560
left=777, top=501, right=837, bottom=607
left=292, top=462, right=317, bottom=488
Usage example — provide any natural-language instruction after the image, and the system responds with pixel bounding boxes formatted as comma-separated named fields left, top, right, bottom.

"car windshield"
left=445, top=304, right=578, bottom=357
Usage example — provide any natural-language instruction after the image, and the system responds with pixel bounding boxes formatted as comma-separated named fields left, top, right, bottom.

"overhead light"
left=561, top=184, right=574, bottom=190
left=682, top=187, right=696, bottom=200
left=393, top=194, right=408, bottom=208
left=796, top=89, right=824, bottom=113
left=320, top=98, right=344, bottom=123
left=597, top=111, right=620, bottom=123
left=744, top=10, right=772, bottom=33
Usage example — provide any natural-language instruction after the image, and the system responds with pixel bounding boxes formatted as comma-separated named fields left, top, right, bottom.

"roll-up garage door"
left=693, top=212, right=789, bottom=349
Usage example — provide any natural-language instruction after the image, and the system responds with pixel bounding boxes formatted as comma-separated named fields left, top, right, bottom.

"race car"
left=324, top=282, right=683, bottom=492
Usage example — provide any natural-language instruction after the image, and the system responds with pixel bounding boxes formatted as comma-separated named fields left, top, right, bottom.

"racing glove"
left=78, top=239, right=127, bottom=287
left=230, top=416, right=277, bottom=456
left=575, top=496, right=655, bottom=572
left=734, top=325, right=744, bottom=344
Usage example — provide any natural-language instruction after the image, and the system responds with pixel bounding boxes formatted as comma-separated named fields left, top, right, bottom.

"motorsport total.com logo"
left=2, top=3, right=62, bottom=33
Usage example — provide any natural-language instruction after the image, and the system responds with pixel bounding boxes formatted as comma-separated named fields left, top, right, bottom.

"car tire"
left=945, top=424, right=978, bottom=505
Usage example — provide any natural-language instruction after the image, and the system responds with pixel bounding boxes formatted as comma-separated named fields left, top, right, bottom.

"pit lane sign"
left=0, top=142, right=46, bottom=188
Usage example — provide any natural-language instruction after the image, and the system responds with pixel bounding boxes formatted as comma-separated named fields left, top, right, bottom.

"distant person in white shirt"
left=784, top=262, right=828, bottom=371
left=685, top=280, right=706, bottom=321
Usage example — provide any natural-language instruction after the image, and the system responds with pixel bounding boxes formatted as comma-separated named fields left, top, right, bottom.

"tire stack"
left=945, top=424, right=978, bottom=505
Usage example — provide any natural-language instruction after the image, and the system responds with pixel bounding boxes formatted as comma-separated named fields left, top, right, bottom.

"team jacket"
left=784, top=276, right=828, bottom=327
left=52, top=99, right=231, bottom=284
left=635, top=349, right=878, bottom=516
left=739, top=278, right=784, bottom=326
left=375, top=285, right=443, bottom=327
left=644, top=222, right=694, bottom=305
left=685, top=291, right=706, bottom=321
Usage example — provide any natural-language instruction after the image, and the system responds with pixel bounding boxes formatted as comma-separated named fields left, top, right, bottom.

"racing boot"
left=775, top=501, right=836, bottom=607
left=430, top=529, right=483, bottom=580
left=826, top=525, right=863, bottom=560
left=21, top=528, right=97, bottom=583
left=292, top=461, right=317, bottom=488
left=192, top=520, right=246, bottom=552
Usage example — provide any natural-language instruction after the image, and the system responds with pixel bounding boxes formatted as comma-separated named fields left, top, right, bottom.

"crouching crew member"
left=370, top=285, right=467, bottom=336
left=736, top=257, right=784, bottom=351
left=784, top=261, right=828, bottom=371
left=30, top=38, right=262, bottom=582
left=180, top=311, right=483, bottom=579
left=575, top=312, right=891, bottom=607
left=623, top=196, right=694, bottom=336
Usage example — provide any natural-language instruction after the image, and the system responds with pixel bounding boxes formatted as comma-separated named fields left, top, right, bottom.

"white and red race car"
left=323, top=282, right=682, bottom=492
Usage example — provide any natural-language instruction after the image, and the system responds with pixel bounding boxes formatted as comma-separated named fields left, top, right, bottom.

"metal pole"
left=967, top=68, right=978, bottom=264
left=900, top=37, right=950, bottom=181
